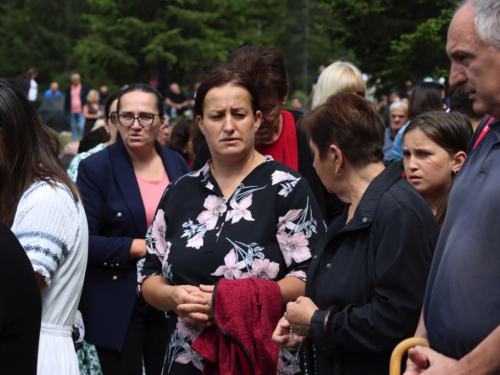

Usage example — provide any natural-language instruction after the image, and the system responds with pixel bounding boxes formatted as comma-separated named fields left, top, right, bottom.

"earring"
left=452, top=170, right=457, bottom=176
left=335, top=169, right=342, bottom=176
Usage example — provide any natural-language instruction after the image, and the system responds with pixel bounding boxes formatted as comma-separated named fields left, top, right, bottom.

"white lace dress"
left=11, top=181, right=88, bottom=374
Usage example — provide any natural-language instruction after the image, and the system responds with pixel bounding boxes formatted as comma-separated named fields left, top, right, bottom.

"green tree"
left=321, top=0, right=459, bottom=89
left=0, top=0, right=88, bottom=92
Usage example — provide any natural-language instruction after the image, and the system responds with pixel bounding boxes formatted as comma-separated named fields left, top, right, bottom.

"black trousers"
left=96, top=299, right=169, bottom=375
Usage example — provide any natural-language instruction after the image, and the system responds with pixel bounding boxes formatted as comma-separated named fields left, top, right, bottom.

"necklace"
left=301, top=343, right=317, bottom=375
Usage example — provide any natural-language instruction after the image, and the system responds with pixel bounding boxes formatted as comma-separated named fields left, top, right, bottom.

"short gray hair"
left=467, top=0, right=500, bottom=48
left=71, top=73, right=80, bottom=80
left=390, top=100, right=408, bottom=112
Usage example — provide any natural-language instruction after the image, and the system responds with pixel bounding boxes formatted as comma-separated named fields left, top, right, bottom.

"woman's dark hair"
left=104, top=89, right=122, bottom=120
left=194, top=68, right=259, bottom=118
left=222, top=46, right=289, bottom=100
left=303, top=92, right=385, bottom=167
left=78, top=127, right=110, bottom=153
left=0, top=78, right=80, bottom=226
left=404, top=111, right=473, bottom=227
left=449, top=85, right=483, bottom=119
left=117, top=83, right=164, bottom=117
left=408, top=82, right=444, bottom=119
left=168, top=119, right=194, bottom=163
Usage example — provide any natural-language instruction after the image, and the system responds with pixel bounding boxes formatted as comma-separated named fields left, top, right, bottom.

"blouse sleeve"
left=137, top=187, right=171, bottom=294
left=273, top=172, right=326, bottom=282
left=12, top=183, right=81, bottom=287
left=308, top=203, right=436, bottom=353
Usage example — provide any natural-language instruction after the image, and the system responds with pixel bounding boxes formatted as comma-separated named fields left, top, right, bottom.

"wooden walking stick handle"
left=389, top=337, right=429, bottom=375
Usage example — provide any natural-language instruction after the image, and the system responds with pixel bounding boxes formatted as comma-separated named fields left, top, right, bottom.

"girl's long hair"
left=0, top=78, right=80, bottom=226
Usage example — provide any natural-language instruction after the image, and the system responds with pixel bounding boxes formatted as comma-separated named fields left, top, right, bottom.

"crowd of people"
left=1, top=0, right=500, bottom=374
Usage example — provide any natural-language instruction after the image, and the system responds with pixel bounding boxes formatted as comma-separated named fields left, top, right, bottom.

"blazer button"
left=313, top=255, right=317, bottom=259
left=116, top=263, right=119, bottom=267
left=112, top=276, right=118, bottom=281
left=103, top=262, right=107, bottom=266
left=326, top=263, right=331, bottom=269
left=116, top=212, right=123, bottom=218
left=110, top=264, right=114, bottom=267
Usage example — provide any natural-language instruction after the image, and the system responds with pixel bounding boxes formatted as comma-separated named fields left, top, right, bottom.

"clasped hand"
left=403, top=346, right=459, bottom=375
left=272, top=296, right=319, bottom=349
left=175, top=284, right=214, bottom=328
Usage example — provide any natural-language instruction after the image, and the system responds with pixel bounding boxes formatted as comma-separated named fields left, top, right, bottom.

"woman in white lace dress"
left=0, top=78, right=88, bottom=374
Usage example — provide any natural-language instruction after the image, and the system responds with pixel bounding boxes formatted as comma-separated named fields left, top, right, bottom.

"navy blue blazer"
left=76, top=140, right=190, bottom=351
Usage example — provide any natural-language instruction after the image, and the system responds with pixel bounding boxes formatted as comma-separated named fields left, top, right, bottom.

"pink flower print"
left=150, top=209, right=167, bottom=255
left=176, top=318, right=202, bottom=342
left=161, top=241, right=172, bottom=269
left=190, top=163, right=210, bottom=178
left=287, top=270, right=307, bottom=282
left=277, top=209, right=303, bottom=232
left=226, top=194, right=254, bottom=224
left=211, top=249, right=246, bottom=279
left=197, top=195, right=227, bottom=230
left=186, top=232, right=204, bottom=249
left=272, top=170, right=291, bottom=185
left=175, top=343, right=204, bottom=371
left=277, top=231, right=311, bottom=267
left=277, top=357, right=301, bottom=375
left=250, top=258, right=280, bottom=280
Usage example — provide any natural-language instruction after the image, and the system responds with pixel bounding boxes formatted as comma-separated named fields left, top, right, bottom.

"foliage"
left=0, top=0, right=462, bottom=99
left=321, top=0, right=460, bottom=90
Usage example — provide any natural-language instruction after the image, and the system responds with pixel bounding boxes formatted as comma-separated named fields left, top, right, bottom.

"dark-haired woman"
left=139, top=68, right=325, bottom=374
left=67, top=89, right=121, bottom=182
left=193, top=46, right=344, bottom=223
left=168, top=118, right=196, bottom=167
left=272, top=93, right=439, bottom=375
left=77, top=84, right=190, bottom=374
left=403, top=111, right=472, bottom=228
left=390, top=82, right=445, bottom=160
left=0, top=78, right=88, bottom=374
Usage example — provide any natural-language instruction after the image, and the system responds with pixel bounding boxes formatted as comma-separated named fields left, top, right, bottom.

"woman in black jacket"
left=273, top=93, right=439, bottom=375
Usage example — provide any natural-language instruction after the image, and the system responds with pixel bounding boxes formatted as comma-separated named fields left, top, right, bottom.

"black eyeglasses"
left=117, top=113, right=159, bottom=127
left=108, top=111, right=118, bottom=124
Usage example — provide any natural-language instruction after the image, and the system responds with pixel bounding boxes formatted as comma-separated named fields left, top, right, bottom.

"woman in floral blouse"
left=138, top=68, right=325, bottom=374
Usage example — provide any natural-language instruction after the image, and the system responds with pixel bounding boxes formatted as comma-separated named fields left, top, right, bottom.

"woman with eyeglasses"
left=76, top=83, right=190, bottom=375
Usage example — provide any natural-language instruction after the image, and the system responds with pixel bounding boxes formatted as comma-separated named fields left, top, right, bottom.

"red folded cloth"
left=192, top=277, right=283, bottom=375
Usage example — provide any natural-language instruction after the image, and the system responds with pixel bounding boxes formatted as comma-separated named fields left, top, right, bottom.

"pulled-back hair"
left=303, top=92, right=385, bottom=167
left=404, top=111, right=473, bottom=226
left=408, top=82, right=444, bottom=119
left=222, top=46, right=289, bottom=101
left=194, top=68, right=259, bottom=118
left=449, top=85, right=483, bottom=119
left=104, top=89, right=122, bottom=120
left=0, top=78, right=80, bottom=226
left=117, top=83, right=164, bottom=117
left=311, top=61, right=366, bottom=110
left=168, top=119, right=194, bottom=163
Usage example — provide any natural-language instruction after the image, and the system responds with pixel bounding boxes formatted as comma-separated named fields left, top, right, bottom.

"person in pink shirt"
left=64, top=73, right=89, bottom=141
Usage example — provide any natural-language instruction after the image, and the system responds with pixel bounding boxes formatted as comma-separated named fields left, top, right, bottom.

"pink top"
left=70, top=84, right=82, bottom=113
left=136, top=170, right=170, bottom=227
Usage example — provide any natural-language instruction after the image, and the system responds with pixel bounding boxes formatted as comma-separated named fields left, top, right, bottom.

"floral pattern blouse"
left=138, top=158, right=326, bottom=375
